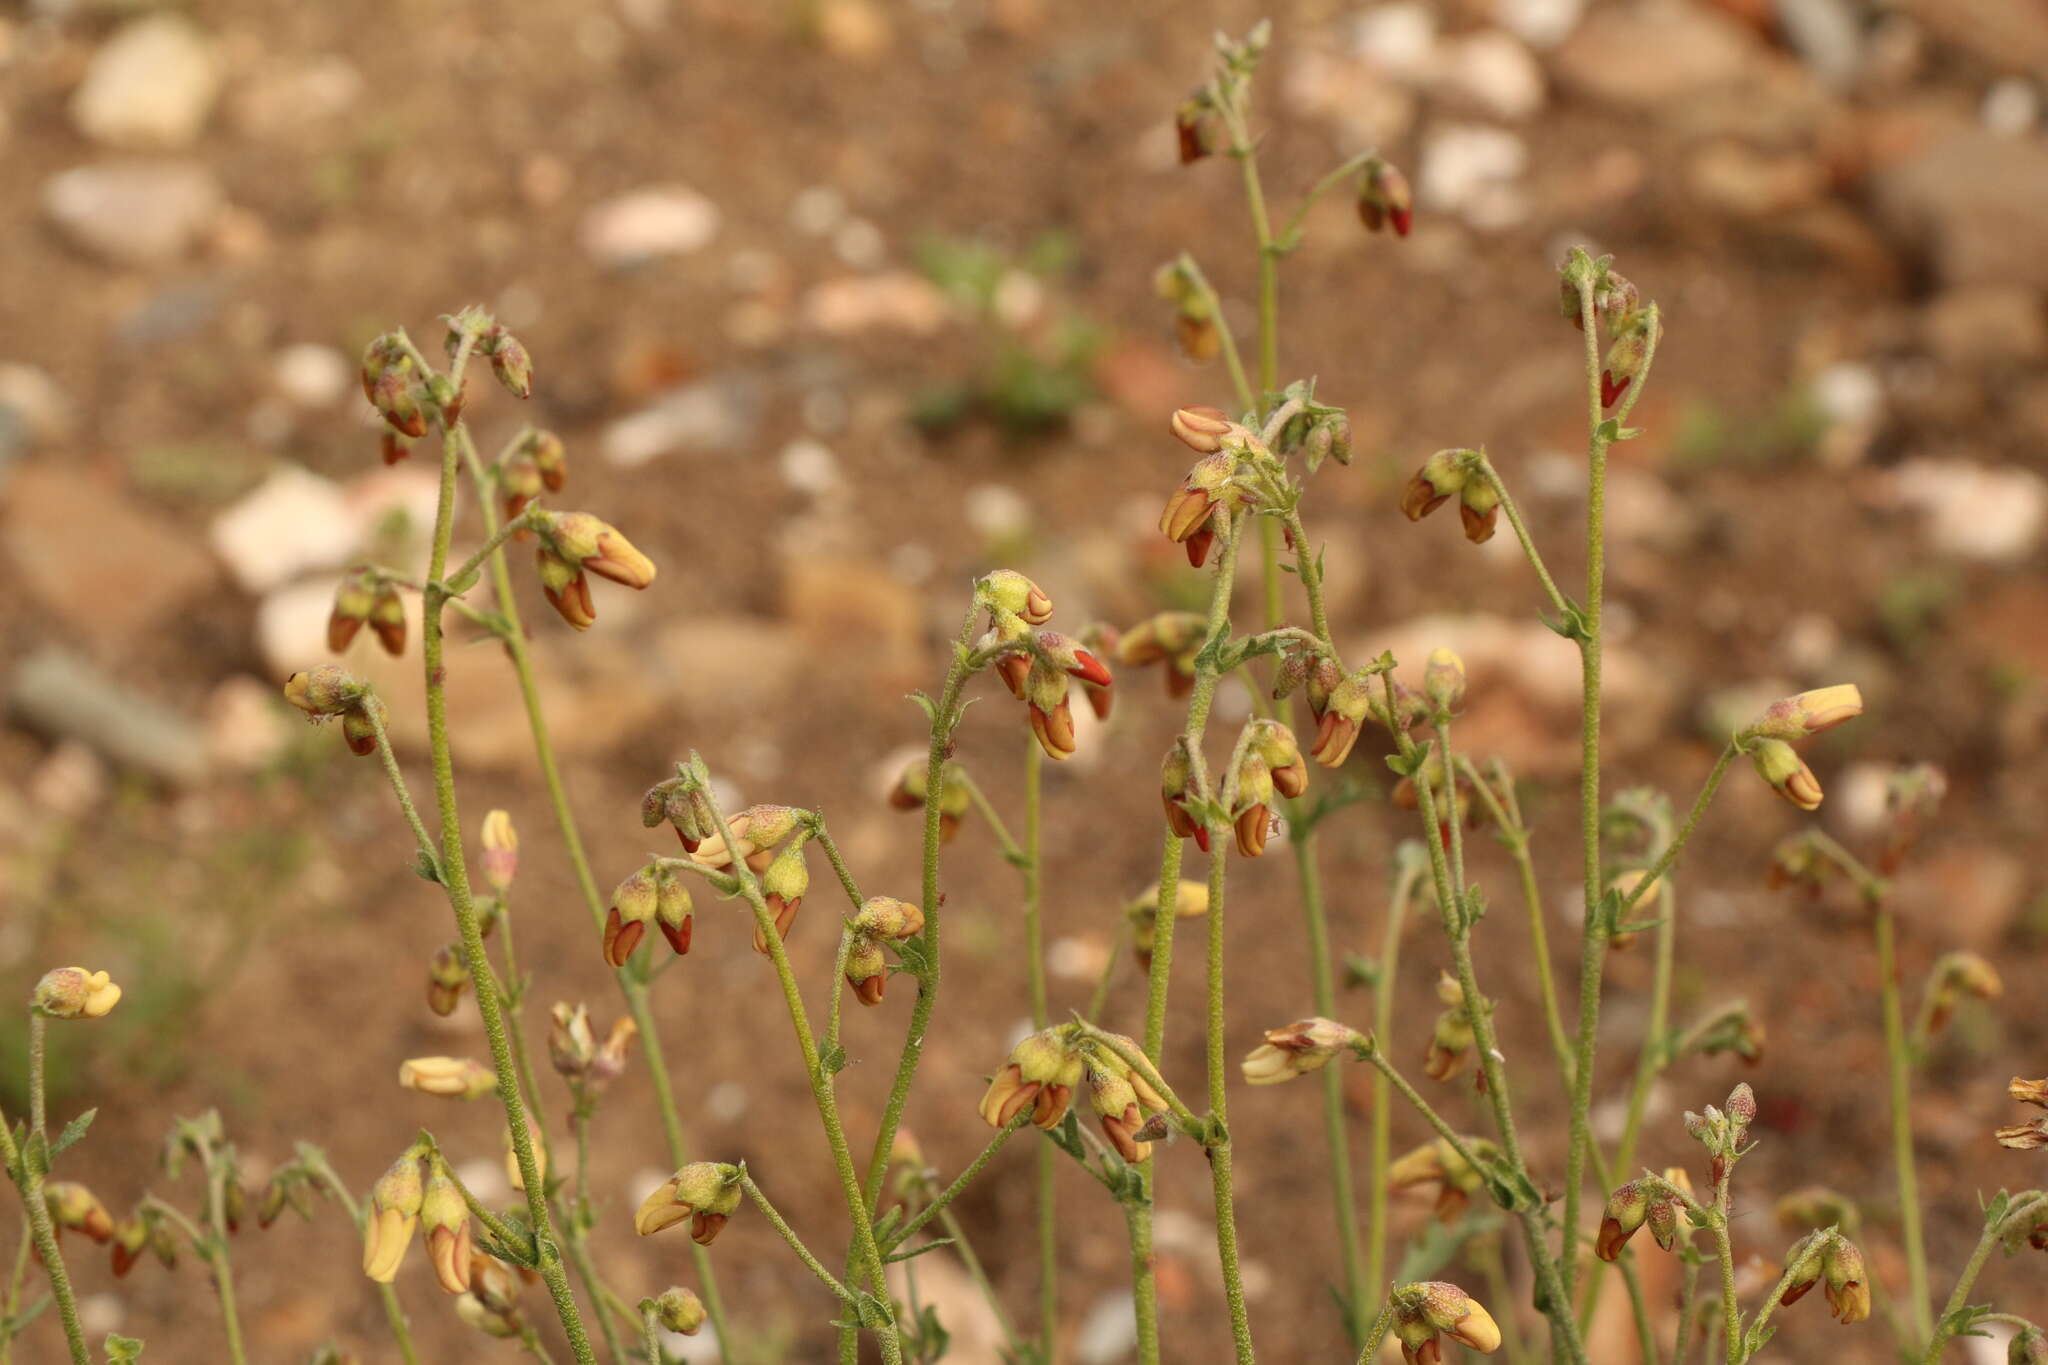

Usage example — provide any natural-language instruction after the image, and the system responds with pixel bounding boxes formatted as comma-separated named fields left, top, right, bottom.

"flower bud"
left=1357, top=158, right=1414, bottom=237
left=1311, top=672, right=1372, bottom=769
left=1749, top=738, right=1823, bottom=811
left=1160, top=738, right=1210, bottom=852
left=362, top=1155, right=424, bottom=1283
left=284, top=664, right=369, bottom=717
left=1402, top=450, right=1468, bottom=522
left=524, top=428, right=568, bottom=492
left=1248, top=719, right=1307, bottom=799
left=1744, top=685, right=1864, bottom=742
left=1174, top=93, right=1214, bottom=164
left=549, top=1001, right=598, bottom=1080
left=652, top=1286, right=707, bottom=1336
left=1170, top=405, right=1236, bottom=453
left=1160, top=452, right=1241, bottom=565
left=33, top=967, right=122, bottom=1019
left=753, top=838, right=810, bottom=954
left=1241, top=1017, right=1366, bottom=1086
left=2012, top=1327, right=2048, bottom=1365
left=1076, top=623, right=1119, bottom=720
left=45, top=1183, right=113, bottom=1243
left=1025, top=659, right=1078, bottom=761
left=1423, top=973, right=1474, bottom=1082
left=475, top=809, right=518, bottom=893
left=481, top=325, right=533, bottom=400
left=978, top=569, right=1053, bottom=627
left=501, top=453, right=544, bottom=520
left=654, top=861, right=693, bottom=956
left=605, top=865, right=658, bottom=967
left=329, top=572, right=377, bottom=652
left=425, top=943, right=468, bottom=1017
left=1997, top=1116, right=2048, bottom=1149
left=1388, top=1136, right=1494, bottom=1223
left=111, top=1212, right=149, bottom=1276
left=854, top=896, right=925, bottom=941
left=457, top=1259, right=525, bottom=1338
left=690, top=805, right=801, bottom=873
left=533, top=511, right=656, bottom=630
left=398, top=1057, right=497, bottom=1100
left=2013, top=1077, right=2048, bottom=1109
left=1924, top=951, right=2001, bottom=1034
left=366, top=348, right=428, bottom=439
left=1390, top=1281, right=1500, bottom=1364
left=887, top=758, right=971, bottom=841
left=1088, top=1063, right=1162, bottom=1163
left=635, top=1163, right=743, bottom=1244
left=845, top=936, right=889, bottom=1007
left=1458, top=477, right=1500, bottom=544
left=1822, top=1236, right=1870, bottom=1324
left=979, top=1028, right=1086, bottom=1130
left=1423, top=648, right=1466, bottom=711
left=420, top=1168, right=473, bottom=1295
left=1596, top=1180, right=1649, bottom=1261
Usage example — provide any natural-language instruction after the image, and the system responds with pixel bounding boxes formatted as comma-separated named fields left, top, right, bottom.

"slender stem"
left=701, top=787, right=901, bottom=1362
left=1220, top=96, right=1280, bottom=392
left=1021, top=736, right=1057, bottom=1359
left=1200, top=844, right=1256, bottom=1365
left=935, top=1201, right=1028, bottom=1357
left=1619, top=749, right=1739, bottom=916
left=885, top=1118, right=1026, bottom=1251
left=1365, top=860, right=1420, bottom=1316
left=421, top=396, right=596, bottom=1364
left=1673, top=1257, right=1702, bottom=1365
left=457, top=432, right=735, bottom=1361
left=520, top=1328, right=562, bottom=1365
left=203, top=1157, right=249, bottom=1365
left=738, top=1176, right=855, bottom=1304
left=1085, top=940, right=1121, bottom=1026
left=1617, top=1252, right=1658, bottom=1365
left=1879, top=906, right=1934, bottom=1347
left=441, top=506, right=538, bottom=596
left=26, top=1021, right=46, bottom=1146
left=495, top=909, right=558, bottom=1192
left=0, top=1090, right=86, bottom=1365
left=568, top=1117, right=630, bottom=1365
left=1354, top=1299, right=1397, bottom=1365
left=300, top=1151, right=424, bottom=1365
left=1361, top=1051, right=1488, bottom=1178
left=953, top=770, right=1024, bottom=865
left=363, top=704, right=438, bottom=873
left=1, top=1215, right=31, bottom=1365
left=1176, top=254, right=1256, bottom=415
left=1459, top=762, right=1575, bottom=1092
left=1710, top=1184, right=1740, bottom=1365
left=1275, top=151, right=1378, bottom=249
left=1561, top=275, right=1608, bottom=1314
left=861, top=605, right=985, bottom=1215
left=1476, top=1233, right=1532, bottom=1365
left=1125, top=1197, right=1160, bottom=1365
left=1473, top=461, right=1571, bottom=620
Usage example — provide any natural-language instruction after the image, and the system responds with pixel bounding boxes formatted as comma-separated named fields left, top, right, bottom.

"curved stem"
left=455, top=432, right=735, bottom=1361
left=1201, top=843, right=1256, bottom=1365
left=1459, top=762, right=1574, bottom=1092
left=1879, top=906, right=1934, bottom=1347
left=422, top=402, right=595, bottom=1364
left=299, top=1150, right=424, bottom=1365
left=0, top=1088, right=87, bottom=1365
left=884, top=1118, right=1026, bottom=1251
left=1021, top=737, right=1058, bottom=1359
left=202, top=1156, right=249, bottom=1365
left=1365, top=859, right=1420, bottom=1317
left=738, top=1175, right=855, bottom=1304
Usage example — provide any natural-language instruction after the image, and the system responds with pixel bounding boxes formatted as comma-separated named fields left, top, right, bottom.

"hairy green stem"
left=1365, top=858, right=1421, bottom=1317
left=1879, top=906, right=1934, bottom=1347
left=885, top=1118, right=1026, bottom=1252
left=1201, top=843, right=1257, bottom=1365
left=0, top=1064, right=86, bottom=1365
left=1022, top=737, right=1058, bottom=1358
left=739, top=1175, right=855, bottom=1304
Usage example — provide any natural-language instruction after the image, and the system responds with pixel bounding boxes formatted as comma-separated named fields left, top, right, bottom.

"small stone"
left=817, top=0, right=890, bottom=60
left=789, top=185, right=848, bottom=237
left=271, top=344, right=353, bottom=410
left=1494, top=0, right=1583, bottom=48
left=70, top=14, right=221, bottom=150
left=204, top=675, right=299, bottom=773
left=229, top=55, right=362, bottom=141
left=832, top=218, right=886, bottom=269
left=28, top=741, right=108, bottom=821
left=1553, top=5, right=1761, bottom=109
left=776, top=438, right=841, bottom=496
left=579, top=186, right=720, bottom=268
left=1982, top=79, right=2039, bottom=137
left=43, top=161, right=222, bottom=265
left=9, top=649, right=209, bottom=785
left=1349, top=2, right=1437, bottom=78
left=780, top=554, right=922, bottom=686
left=600, top=376, right=759, bottom=468
left=801, top=272, right=951, bottom=337
left=1871, top=131, right=2048, bottom=291
left=1433, top=30, right=1546, bottom=121
left=1418, top=123, right=1529, bottom=230
left=1685, top=140, right=1825, bottom=218
left=1921, top=288, right=2048, bottom=371
left=0, top=365, right=76, bottom=446
left=1774, top=0, right=1862, bottom=87
left=208, top=466, right=357, bottom=593
left=1074, top=1290, right=1140, bottom=1364
left=1891, top=458, right=2046, bottom=563
left=2, top=465, right=218, bottom=644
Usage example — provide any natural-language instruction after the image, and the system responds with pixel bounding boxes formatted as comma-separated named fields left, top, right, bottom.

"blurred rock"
left=651, top=616, right=803, bottom=716
left=1074, top=1290, right=1139, bottom=1364
left=69, top=14, right=221, bottom=150
left=1981, top=79, right=2039, bottom=137
left=1282, top=49, right=1417, bottom=145
left=1871, top=131, right=2048, bottom=291
left=1897, top=844, right=2027, bottom=949
left=801, top=272, right=951, bottom=337
left=271, top=343, right=353, bottom=410
left=43, top=162, right=222, bottom=265
left=1495, top=0, right=1583, bottom=48
left=8, top=649, right=209, bottom=785
left=1553, top=5, right=1761, bottom=109
left=0, top=364, right=76, bottom=447
left=209, top=466, right=359, bottom=593
left=1903, top=0, right=2048, bottom=80
left=776, top=438, right=841, bottom=496
left=579, top=186, right=720, bottom=268
left=1434, top=30, right=1546, bottom=121
left=881, top=1259, right=1004, bottom=1362
left=2, top=465, right=217, bottom=643
left=1890, top=458, right=2046, bottom=562
left=204, top=675, right=299, bottom=773
left=1774, top=0, right=1861, bottom=87
left=817, top=0, right=890, bottom=60
left=781, top=554, right=921, bottom=686
left=1418, top=123, right=1528, bottom=230
left=601, top=376, right=759, bottom=467
left=27, top=741, right=109, bottom=822
left=229, top=55, right=362, bottom=140
left=1350, top=2, right=1437, bottom=78
left=1686, top=139, right=1825, bottom=218
left=1920, top=288, right=2047, bottom=371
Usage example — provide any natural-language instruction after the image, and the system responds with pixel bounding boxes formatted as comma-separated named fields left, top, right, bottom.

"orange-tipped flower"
left=329, top=572, right=376, bottom=652
left=33, top=967, right=123, bottom=1020
left=1241, top=1017, right=1366, bottom=1086
left=480, top=325, right=533, bottom=400
left=634, top=1163, right=742, bottom=1245
left=753, top=839, right=810, bottom=954
left=654, top=862, right=693, bottom=956
left=532, top=510, right=655, bottom=630
left=426, top=944, right=467, bottom=1017
left=1750, top=738, right=1823, bottom=811
left=1024, top=658, right=1078, bottom=761
left=1358, top=158, right=1414, bottom=237
left=1745, top=685, right=1864, bottom=743
left=1822, top=1237, right=1870, bottom=1324
left=1402, top=450, right=1468, bottom=522
left=1159, top=453, right=1240, bottom=562
left=420, top=1168, right=472, bottom=1295
left=362, top=1155, right=424, bottom=1283
left=398, top=1057, right=497, bottom=1100
left=1160, top=738, right=1210, bottom=852
left=690, top=805, right=801, bottom=874
left=1169, top=405, right=1236, bottom=453
left=1311, top=673, right=1372, bottom=769
left=604, top=865, right=658, bottom=967
left=1390, top=1281, right=1501, bottom=1364
left=1087, top=1062, right=1166, bottom=1163
left=45, top=1183, right=113, bottom=1243
left=1597, top=1180, right=1650, bottom=1261
left=978, top=569, right=1052, bottom=627
left=978, top=1029, right=1086, bottom=1131
left=845, top=937, right=888, bottom=1006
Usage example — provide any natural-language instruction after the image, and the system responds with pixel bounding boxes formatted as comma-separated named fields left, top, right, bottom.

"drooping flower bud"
left=1311, top=672, right=1373, bottom=769
left=1458, top=477, right=1500, bottom=543
left=977, top=569, right=1053, bottom=628
left=845, top=936, right=889, bottom=1007
left=480, top=325, right=533, bottom=400
left=500, top=452, right=544, bottom=521
left=1160, top=737, right=1210, bottom=852
left=398, top=1057, right=497, bottom=1100
left=1596, top=1181, right=1650, bottom=1261
left=1025, top=658, right=1078, bottom=761
left=635, top=1163, right=743, bottom=1244
left=1160, top=452, right=1242, bottom=566
left=1601, top=308, right=1661, bottom=410
left=420, top=1167, right=473, bottom=1295
left=426, top=943, right=467, bottom=1017
left=1387, top=1136, right=1494, bottom=1224
left=2012, top=1076, right=2048, bottom=1109
left=1924, top=951, right=2001, bottom=1035
left=1750, top=738, right=1823, bottom=811
left=978, top=1029, right=1087, bottom=1131
left=1086, top=1064, right=1158, bottom=1163
left=1423, top=648, right=1467, bottom=712
left=1076, top=622, right=1119, bottom=720
left=753, top=838, right=811, bottom=954
left=1402, top=450, right=1469, bottom=522
left=1248, top=718, right=1308, bottom=799
left=1241, top=1017, right=1366, bottom=1086
left=886, top=758, right=971, bottom=842
left=651, top=1286, right=707, bottom=1336
left=362, top=1155, right=424, bottom=1283
left=1117, top=610, right=1206, bottom=699
left=328, top=572, right=377, bottom=652
left=33, top=967, right=122, bottom=1020
left=654, top=861, right=693, bottom=956
left=284, top=664, right=369, bottom=718
left=111, top=1212, right=150, bottom=1276
left=853, top=896, right=925, bottom=941
left=604, top=864, right=658, bottom=967
left=1174, top=92, right=1215, bottom=164
left=1423, top=972, right=1475, bottom=1082
left=531, top=510, right=656, bottom=630
left=45, top=1182, right=114, bottom=1243
left=1821, top=1236, right=1870, bottom=1324
left=457, top=1257, right=526, bottom=1338
left=549, top=1002, right=599, bottom=1080
left=1357, top=158, right=1414, bottom=237
left=476, top=809, right=518, bottom=892
left=689, top=805, right=801, bottom=874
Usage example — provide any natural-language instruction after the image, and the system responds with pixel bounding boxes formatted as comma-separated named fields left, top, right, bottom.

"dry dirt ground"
left=4, top=0, right=2048, bottom=1362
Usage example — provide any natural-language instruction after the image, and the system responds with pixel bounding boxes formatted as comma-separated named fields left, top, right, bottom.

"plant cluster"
left=5, top=20, right=2042, bottom=1365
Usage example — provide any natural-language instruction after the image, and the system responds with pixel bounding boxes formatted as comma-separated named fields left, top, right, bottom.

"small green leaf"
left=817, top=1045, right=848, bottom=1081
left=104, top=1333, right=145, bottom=1362
left=413, top=851, right=443, bottom=884
left=1595, top=418, right=1621, bottom=443
left=50, top=1108, right=97, bottom=1159
left=444, top=567, right=480, bottom=596
left=884, top=1237, right=957, bottom=1264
